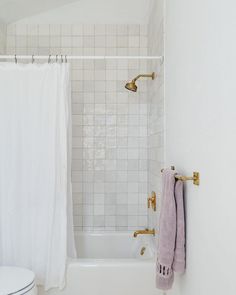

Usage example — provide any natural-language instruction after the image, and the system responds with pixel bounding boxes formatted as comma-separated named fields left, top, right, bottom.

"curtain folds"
left=0, top=63, right=76, bottom=290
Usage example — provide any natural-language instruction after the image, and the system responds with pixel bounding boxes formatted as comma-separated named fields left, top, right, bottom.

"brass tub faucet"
left=133, top=228, right=155, bottom=238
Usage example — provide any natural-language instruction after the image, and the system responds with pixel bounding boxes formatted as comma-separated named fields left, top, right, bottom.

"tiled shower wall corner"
left=5, top=24, right=149, bottom=232
left=0, top=23, right=6, bottom=54
left=147, top=0, right=164, bottom=229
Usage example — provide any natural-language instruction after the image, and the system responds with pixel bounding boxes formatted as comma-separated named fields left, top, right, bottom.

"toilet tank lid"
left=0, top=266, right=35, bottom=295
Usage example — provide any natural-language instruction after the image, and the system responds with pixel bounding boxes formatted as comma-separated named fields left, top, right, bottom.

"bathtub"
left=39, top=232, right=158, bottom=295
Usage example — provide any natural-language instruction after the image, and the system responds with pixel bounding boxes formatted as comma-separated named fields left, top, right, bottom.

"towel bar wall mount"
left=175, top=172, right=200, bottom=185
left=161, top=167, right=200, bottom=186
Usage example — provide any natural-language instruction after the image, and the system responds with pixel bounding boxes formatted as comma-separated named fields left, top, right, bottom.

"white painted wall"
left=13, top=0, right=151, bottom=25
left=165, top=0, right=236, bottom=294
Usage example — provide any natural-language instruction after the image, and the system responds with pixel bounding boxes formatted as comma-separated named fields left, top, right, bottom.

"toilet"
left=0, top=267, right=37, bottom=295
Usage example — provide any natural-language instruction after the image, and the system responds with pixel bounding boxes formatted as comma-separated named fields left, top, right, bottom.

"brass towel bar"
left=161, top=166, right=200, bottom=186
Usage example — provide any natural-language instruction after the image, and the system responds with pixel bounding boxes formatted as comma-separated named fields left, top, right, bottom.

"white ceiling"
left=0, top=0, right=151, bottom=24
left=0, top=0, right=80, bottom=23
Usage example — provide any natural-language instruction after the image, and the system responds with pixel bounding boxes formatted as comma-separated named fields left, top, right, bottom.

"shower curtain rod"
left=0, top=55, right=164, bottom=61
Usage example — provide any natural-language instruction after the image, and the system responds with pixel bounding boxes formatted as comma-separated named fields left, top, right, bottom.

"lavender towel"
left=156, top=168, right=186, bottom=290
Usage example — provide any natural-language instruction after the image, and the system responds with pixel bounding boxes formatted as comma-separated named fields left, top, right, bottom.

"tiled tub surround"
left=6, top=24, right=149, bottom=232
left=147, top=0, right=164, bottom=229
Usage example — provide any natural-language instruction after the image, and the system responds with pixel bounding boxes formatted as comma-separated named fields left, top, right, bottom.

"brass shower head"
left=125, top=80, right=137, bottom=92
left=125, top=72, right=155, bottom=92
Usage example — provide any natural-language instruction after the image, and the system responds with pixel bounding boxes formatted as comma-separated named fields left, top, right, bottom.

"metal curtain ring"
left=48, top=55, right=51, bottom=64
left=15, top=54, right=17, bottom=64
left=61, top=55, right=63, bottom=63
left=56, top=55, right=58, bottom=63
left=65, top=55, right=67, bottom=63
left=32, top=55, right=35, bottom=64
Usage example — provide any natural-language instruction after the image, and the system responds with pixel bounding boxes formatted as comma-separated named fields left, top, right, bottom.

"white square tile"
left=83, top=36, right=94, bottom=47
left=140, top=25, right=147, bottom=36
left=106, top=25, right=117, bottom=35
left=95, top=47, right=106, bottom=55
left=72, top=24, right=83, bottom=36
left=72, top=36, right=83, bottom=47
left=128, top=205, right=139, bottom=215
left=7, top=24, right=16, bottom=35
left=106, top=115, right=116, bottom=125
left=128, top=25, right=140, bottom=36
left=105, top=205, right=116, bottom=215
left=128, top=149, right=139, bottom=159
left=128, top=182, right=139, bottom=193
left=116, top=216, right=127, bottom=227
left=7, top=36, right=15, bottom=47
left=105, top=216, right=116, bottom=227
left=38, top=24, right=49, bottom=35
left=50, top=24, right=61, bottom=35
left=83, top=24, right=94, bottom=35
left=95, top=70, right=105, bottom=81
left=117, top=25, right=128, bottom=35
left=106, top=36, right=116, bottom=47
left=27, top=25, right=38, bottom=36
left=61, top=24, right=71, bottom=35
left=83, top=215, right=94, bottom=226
left=16, top=24, right=27, bottom=35
left=95, top=81, right=106, bottom=92
left=128, top=216, right=138, bottom=227
left=105, top=160, right=117, bottom=171
left=95, top=24, right=106, bottom=35
left=61, top=36, right=71, bottom=47
left=128, top=36, right=140, bottom=48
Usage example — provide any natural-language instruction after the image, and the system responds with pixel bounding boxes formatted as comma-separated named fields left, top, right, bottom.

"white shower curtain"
left=0, top=63, right=76, bottom=290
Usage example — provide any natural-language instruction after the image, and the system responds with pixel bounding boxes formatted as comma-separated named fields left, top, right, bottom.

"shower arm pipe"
left=132, top=73, right=155, bottom=82
left=0, top=55, right=164, bottom=61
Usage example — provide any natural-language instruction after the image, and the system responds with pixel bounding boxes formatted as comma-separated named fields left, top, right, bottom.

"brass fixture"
left=133, top=228, right=155, bottom=238
left=140, top=247, right=146, bottom=256
left=125, top=72, right=155, bottom=92
left=175, top=172, right=200, bottom=186
left=161, top=167, right=200, bottom=186
left=147, top=191, right=156, bottom=211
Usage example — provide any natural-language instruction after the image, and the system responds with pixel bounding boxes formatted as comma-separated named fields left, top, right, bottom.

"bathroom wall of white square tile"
left=0, top=23, right=6, bottom=54
left=147, top=0, right=164, bottom=228
left=5, top=23, right=149, bottom=232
